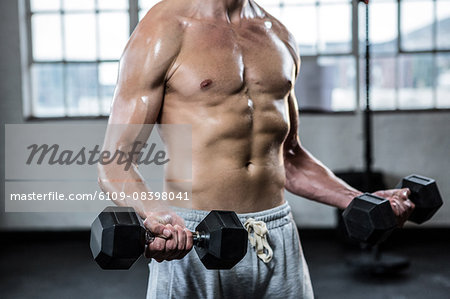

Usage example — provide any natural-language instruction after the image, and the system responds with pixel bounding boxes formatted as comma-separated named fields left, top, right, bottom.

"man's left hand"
left=372, top=188, right=415, bottom=227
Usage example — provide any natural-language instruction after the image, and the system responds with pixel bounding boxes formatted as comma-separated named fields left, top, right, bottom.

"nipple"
left=200, top=79, right=213, bottom=89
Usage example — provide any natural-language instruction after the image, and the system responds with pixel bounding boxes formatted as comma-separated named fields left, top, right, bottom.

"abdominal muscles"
left=161, top=90, right=290, bottom=212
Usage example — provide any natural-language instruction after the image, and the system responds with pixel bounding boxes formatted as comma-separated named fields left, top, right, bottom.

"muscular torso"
left=147, top=3, right=297, bottom=212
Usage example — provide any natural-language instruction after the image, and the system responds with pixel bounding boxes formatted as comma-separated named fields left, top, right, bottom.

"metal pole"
left=362, top=1, right=373, bottom=189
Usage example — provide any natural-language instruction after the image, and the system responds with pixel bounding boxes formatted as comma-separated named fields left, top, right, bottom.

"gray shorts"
left=146, top=202, right=314, bottom=299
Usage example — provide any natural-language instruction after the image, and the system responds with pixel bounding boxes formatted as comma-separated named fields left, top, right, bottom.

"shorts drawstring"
left=244, top=218, right=273, bottom=263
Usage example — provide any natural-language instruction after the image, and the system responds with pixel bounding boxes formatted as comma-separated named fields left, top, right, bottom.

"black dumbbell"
left=342, top=174, right=443, bottom=245
left=90, top=206, right=248, bottom=270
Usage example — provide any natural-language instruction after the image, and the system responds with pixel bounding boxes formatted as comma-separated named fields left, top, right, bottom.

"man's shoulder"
left=269, top=18, right=298, bottom=56
left=252, top=2, right=299, bottom=59
left=137, top=0, right=189, bottom=36
left=120, top=0, right=189, bottom=72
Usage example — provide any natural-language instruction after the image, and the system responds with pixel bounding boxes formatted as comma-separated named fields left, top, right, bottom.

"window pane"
left=32, top=14, right=62, bottom=60
left=282, top=5, right=317, bottom=55
left=64, top=13, right=97, bottom=60
left=318, top=4, right=352, bottom=54
left=400, top=1, right=433, bottom=51
left=62, top=0, right=95, bottom=11
left=370, top=57, right=397, bottom=110
left=437, top=54, right=450, bottom=108
left=326, top=56, right=356, bottom=111
left=98, top=0, right=129, bottom=10
left=358, top=4, right=366, bottom=54
left=66, top=64, right=99, bottom=116
left=370, top=1, right=397, bottom=54
left=295, top=56, right=355, bottom=111
left=398, top=54, right=433, bottom=109
left=31, top=64, right=65, bottom=117
left=437, top=0, right=450, bottom=49
left=98, top=12, right=129, bottom=60
left=99, top=62, right=119, bottom=115
left=31, top=0, right=61, bottom=11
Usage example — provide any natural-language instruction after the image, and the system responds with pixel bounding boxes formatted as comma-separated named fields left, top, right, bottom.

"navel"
left=200, top=79, right=213, bottom=90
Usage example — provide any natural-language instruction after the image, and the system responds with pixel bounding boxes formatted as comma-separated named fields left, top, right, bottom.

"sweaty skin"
left=98, top=0, right=414, bottom=262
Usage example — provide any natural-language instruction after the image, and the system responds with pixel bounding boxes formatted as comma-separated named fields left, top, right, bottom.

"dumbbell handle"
left=144, top=230, right=208, bottom=247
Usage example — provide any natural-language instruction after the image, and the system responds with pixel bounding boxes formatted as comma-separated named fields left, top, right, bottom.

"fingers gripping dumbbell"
left=342, top=174, right=443, bottom=245
left=396, top=175, right=443, bottom=224
left=90, top=207, right=248, bottom=270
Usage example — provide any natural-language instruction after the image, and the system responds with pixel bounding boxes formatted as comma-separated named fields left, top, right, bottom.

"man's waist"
left=171, top=201, right=292, bottom=230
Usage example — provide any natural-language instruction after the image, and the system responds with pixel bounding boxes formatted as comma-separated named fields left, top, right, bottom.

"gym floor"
left=1, top=229, right=449, bottom=299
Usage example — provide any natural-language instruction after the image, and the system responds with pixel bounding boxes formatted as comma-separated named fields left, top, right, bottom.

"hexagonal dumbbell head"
left=342, top=193, right=397, bottom=245
left=194, top=211, right=248, bottom=270
left=90, top=206, right=146, bottom=270
left=396, top=174, right=443, bottom=224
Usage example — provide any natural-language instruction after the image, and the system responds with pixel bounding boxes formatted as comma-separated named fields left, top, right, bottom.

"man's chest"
left=167, top=21, right=296, bottom=99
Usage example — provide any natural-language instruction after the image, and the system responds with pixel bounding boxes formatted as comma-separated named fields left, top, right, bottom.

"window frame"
left=260, top=0, right=359, bottom=113
left=362, top=0, right=450, bottom=112
left=21, top=0, right=143, bottom=120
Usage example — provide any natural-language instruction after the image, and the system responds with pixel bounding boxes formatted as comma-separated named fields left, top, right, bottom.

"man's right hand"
left=372, top=188, right=415, bottom=227
left=143, top=210, right=194, bottom=262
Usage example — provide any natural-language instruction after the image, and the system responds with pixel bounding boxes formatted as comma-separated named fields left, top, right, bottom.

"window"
left=25, top=0, right=159, bottom=118
left=259, top=0, right=356, bottom=111
left=23, top=0, right=450, bottom=118
left=361, top=0, right=450, bottom=110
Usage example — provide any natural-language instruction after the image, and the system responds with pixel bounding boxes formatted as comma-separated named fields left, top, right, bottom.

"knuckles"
left=142, top=213, right=193, bottom=263
left=145, top=228, right=193, bottom=262
left=151, top=239, right=165, bottom=251
left=165, top=241, right=177, bottom=251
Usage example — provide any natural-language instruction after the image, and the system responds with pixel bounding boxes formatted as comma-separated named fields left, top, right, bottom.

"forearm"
left=98, top=164, right=168, bottom=219
left=284, top=147, right=362, bottom=209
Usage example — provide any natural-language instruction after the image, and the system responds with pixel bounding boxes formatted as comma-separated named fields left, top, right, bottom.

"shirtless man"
left=98, top=0, right=414, bottom=297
